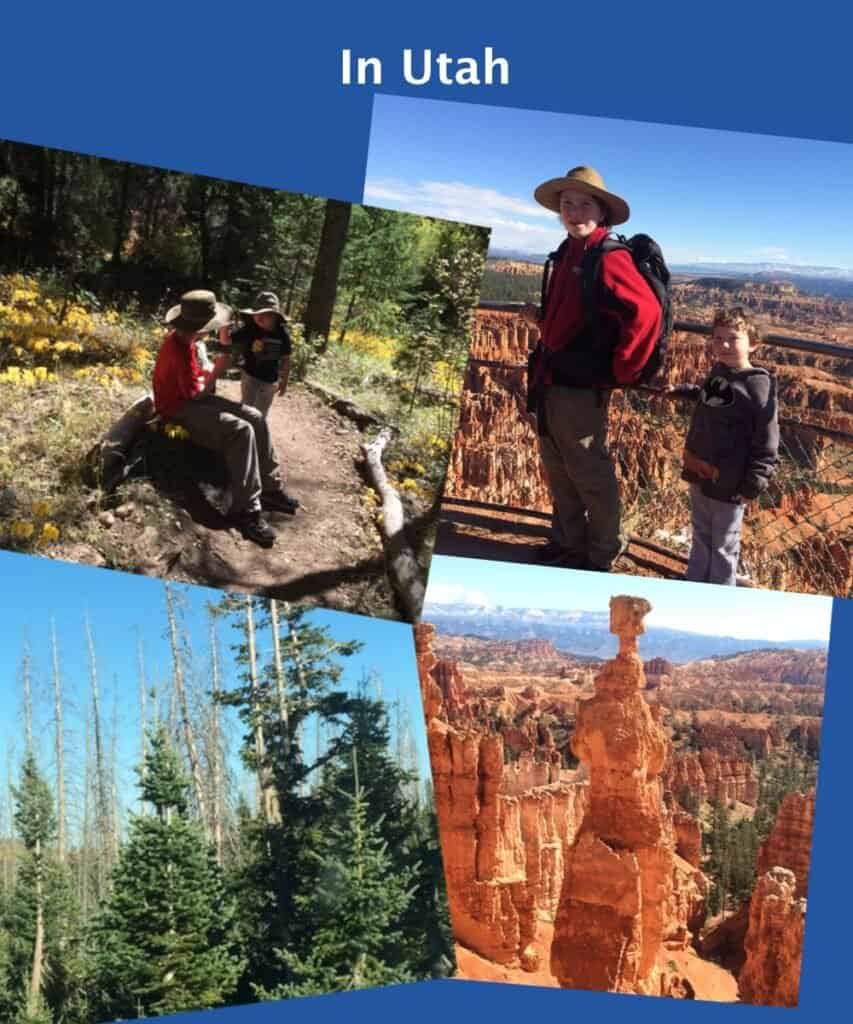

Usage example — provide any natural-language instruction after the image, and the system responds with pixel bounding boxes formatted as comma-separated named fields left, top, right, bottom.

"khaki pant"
left=240, top=372, right=278, bottom=419
left=169, top=394, right=282, bottom=515
left=538, top=386, right=625, bottom=569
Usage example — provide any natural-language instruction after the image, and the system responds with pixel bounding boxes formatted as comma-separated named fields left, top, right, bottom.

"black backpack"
left=540, top=233, right=673, bottom=386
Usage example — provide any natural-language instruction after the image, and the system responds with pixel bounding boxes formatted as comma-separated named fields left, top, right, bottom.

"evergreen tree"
left=260, top=752, right=417, bottom=998
left=89, top=729, right=242, bottom=1020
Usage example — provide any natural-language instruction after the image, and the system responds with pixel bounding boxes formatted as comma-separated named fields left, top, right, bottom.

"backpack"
left=539, top=233, right=673, bottom=386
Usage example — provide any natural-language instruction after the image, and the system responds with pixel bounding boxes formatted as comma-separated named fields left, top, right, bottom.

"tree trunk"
left=209, top=614, right=224, bottom=866
left=303, top=199, right=352, bottom=350
left=51, top=619, right=66, bottom=863
left=84, top=616, right=110, bottom=900
left=21, top=637, right=33, bottom=757
left=27, top=838, right=45, bottom=1021
left=164, top=583, right=210, bottom=837
left=246, top=598, right=278, bottom=822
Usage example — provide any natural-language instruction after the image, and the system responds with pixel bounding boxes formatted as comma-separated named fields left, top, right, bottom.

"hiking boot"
left=233, top=508, right=275, bottom=547
left=261, top=489, right=300, bottom=515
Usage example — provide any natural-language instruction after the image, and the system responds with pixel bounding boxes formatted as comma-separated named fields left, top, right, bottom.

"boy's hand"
left=277, top=379, right=288, bottom=397
left=218, top=325, right=232, bottom=345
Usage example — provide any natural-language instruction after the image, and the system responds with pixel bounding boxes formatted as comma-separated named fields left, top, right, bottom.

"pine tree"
left=90, top=729, right=242, bottom=1020
left=260, top=752, right=417, bottom=998
left=1, top=755, right=85, bottom=1024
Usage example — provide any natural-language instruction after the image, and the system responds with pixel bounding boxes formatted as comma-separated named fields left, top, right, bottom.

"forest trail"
left=55, top=379, right=392, bottom=615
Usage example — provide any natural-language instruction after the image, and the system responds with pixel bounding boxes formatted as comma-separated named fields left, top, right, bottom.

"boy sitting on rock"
left=151, top=290, right=298, bottom=548
left=667, top=306, right=779, bottom=585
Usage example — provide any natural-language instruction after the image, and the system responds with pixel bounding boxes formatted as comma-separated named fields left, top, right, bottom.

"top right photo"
left=366, top=96, right=853, bottom=599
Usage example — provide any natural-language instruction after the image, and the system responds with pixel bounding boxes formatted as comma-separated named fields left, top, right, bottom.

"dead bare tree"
left=50, top=618, right=67, bottom=863
left=84, top=614, right=112, bottom=900
left=164, top=583, right=210, bottom=839
left=245, top=597, right=278, bottom=823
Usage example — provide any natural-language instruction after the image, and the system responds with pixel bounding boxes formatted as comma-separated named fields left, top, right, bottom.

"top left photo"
left=0, top=138, right=489, bottom=621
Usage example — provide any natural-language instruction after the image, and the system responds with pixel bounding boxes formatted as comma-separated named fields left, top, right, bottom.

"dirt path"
left=54, top=381, right=395, bottom=616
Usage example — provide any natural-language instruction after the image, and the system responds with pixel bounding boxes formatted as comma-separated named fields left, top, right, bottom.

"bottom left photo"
left=0, top=552, right=452, bottom=1024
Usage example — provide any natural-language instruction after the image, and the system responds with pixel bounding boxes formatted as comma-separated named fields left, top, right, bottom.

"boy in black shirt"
left=217, top=291, right=292, bottom=418
left=667, top=306, right=779, bottom=585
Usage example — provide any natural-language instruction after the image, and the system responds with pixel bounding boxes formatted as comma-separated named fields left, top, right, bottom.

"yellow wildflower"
left=10, top=520, right=35, bottom=540
left=32, top=500, right=51, bottom=518
left=37, top=522, right=60, bottom=546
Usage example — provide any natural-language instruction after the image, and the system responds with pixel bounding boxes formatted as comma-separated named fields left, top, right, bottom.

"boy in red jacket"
left=151, top=290, right=297, bottom=548
left=522, top=166, right=661, bottom=571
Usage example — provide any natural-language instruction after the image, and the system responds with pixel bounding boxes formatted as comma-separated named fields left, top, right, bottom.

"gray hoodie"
left=677, top=363, right=779, bottom=503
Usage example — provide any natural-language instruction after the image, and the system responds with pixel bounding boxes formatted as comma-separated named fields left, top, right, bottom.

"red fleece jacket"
left=152, top=331, right=207, bottom=420
left=539, top=226, right=661, bottom=386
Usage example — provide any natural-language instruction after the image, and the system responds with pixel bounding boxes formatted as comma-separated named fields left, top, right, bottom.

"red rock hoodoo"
left=549, top=596, right=699, bottom=996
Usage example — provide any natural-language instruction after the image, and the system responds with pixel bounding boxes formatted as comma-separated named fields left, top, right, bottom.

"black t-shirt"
left=230, top=320, right=292, bottom=383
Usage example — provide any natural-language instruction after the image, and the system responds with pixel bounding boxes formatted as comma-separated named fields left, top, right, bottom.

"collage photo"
left=1, top=81, right=849, bottom=1023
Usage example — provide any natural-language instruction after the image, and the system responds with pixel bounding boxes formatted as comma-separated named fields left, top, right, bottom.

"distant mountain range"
left=421, top=603, right=826, bottom=664
left=488, top=249, right=853, bottom=299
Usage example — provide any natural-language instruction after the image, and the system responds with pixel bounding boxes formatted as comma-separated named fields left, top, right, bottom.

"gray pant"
left=686, top=483, right=745, bottom=586
left=240, top=372, right=278, bottom=419
left=537, top=386, right=625, bottom=569
left=169, top=394, right=282, bottom=515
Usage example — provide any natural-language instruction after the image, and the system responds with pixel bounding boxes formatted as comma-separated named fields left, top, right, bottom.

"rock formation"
left=550, top=597, right=687, bottom=995
left=738, top=868, right=806, bottom=1007
left=666, top=750, right=759, bottom=806
left=415, top=623, right=588, bottom=970
left=737, top=790, right=815, bottom=1006
left=757, top=790, right=815, bottom=899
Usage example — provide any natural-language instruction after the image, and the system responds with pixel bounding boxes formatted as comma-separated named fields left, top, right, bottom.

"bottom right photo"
left=417, top=555, right=832, bottom=1007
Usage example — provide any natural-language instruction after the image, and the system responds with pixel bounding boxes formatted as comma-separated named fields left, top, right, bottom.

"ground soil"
left=49, top=380, right=398, bottom=617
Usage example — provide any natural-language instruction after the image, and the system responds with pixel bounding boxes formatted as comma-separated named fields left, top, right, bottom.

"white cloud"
left=363, top=176, right=564, bottom=253
left=743, top=246, right=790, bottom=262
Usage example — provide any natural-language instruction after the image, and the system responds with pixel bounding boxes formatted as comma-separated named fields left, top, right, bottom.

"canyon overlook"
left=438, top=291, right=852, bottom=596
left=418, top=604, right=822, bottom=1004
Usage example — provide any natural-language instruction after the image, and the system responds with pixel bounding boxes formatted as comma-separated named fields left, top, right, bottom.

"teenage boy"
left=669, top=306, right=779, bottom=586
left=522, top=166, right=661, bottom=571
left=151, top=290, right=297, bottom=548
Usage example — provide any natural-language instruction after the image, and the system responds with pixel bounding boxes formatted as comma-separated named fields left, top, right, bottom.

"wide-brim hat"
left=165, top=289, right=232, bottom=333
left=239, top=290, right=285, bottom=321
left=533, top=165, right=630, bottom=225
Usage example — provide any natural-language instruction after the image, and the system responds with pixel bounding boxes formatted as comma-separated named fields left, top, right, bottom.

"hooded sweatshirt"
left=679, top=362, right=779, bottom=503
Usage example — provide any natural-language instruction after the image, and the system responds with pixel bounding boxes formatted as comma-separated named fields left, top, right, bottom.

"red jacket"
left=152, top=331, right=206, bottom=420
left=537, top=226, right=661, bottom=387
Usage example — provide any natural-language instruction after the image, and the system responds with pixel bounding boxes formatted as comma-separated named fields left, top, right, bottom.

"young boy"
left=521, top=165, right=662, bottom=572
left=151, top=289, right=297, bottom=548
left=671, top=306, right=779, bottom=586
left=216, top=291, right=292, bottom=419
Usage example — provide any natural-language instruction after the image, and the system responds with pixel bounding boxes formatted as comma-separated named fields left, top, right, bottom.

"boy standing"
left=218, top=291, right=292, bottom=419
left=522, top=166, right=662, bottom=571
left=152, top=290, right=297, bottom=548
left=672, top=306, right=779, bottom=585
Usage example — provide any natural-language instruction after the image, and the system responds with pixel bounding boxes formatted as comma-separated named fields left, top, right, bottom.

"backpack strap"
left=539, top=237, right=572, bottom=320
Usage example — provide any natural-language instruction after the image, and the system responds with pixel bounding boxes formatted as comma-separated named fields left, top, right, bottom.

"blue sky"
left=365, top=95, right=853, bottom=268
left=0, top=553, right=429, bottom=827
left=424, top=555, right=833, bottom=644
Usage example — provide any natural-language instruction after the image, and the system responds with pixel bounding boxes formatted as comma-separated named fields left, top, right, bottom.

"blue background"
left=1, top=1, right=850, bottom=1019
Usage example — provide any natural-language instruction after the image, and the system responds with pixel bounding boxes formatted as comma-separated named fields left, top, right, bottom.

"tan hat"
left=239, top=290, right=286, bottom=322
left=165, top=289, right=232, bottom=333
left=533, top=165, right=630, bottom=225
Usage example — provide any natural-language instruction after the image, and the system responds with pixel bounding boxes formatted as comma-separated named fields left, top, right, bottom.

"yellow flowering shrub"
left=342, top=330, right=399, bottom=361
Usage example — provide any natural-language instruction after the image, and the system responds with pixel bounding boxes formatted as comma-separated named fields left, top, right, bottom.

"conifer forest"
left=0, top=567, right=451, bottom=1022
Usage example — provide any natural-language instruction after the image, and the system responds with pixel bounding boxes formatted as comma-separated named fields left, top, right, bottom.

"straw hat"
left=165, top=290, right=232, bottom=333
left=533, top=165, right=630, bottom=225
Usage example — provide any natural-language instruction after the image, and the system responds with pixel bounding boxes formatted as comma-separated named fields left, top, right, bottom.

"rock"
left=416, top=621, right=588, bottom=967
left=115, top=502, right=135, bottom=519
left=98, top=510, right=115, bottom=528
left=550, top=596, right=678, bottom=995
left=739, top=868, right=805, bottom=1007
left=757, top=790, right=815, bottom=899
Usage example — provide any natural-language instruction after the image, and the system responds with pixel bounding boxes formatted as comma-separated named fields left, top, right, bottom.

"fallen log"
left=361, top=428, right=425, bottom=622
left=303, top=379, right=386, bottom=431
left=84, top=393, right=155, bottom=491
